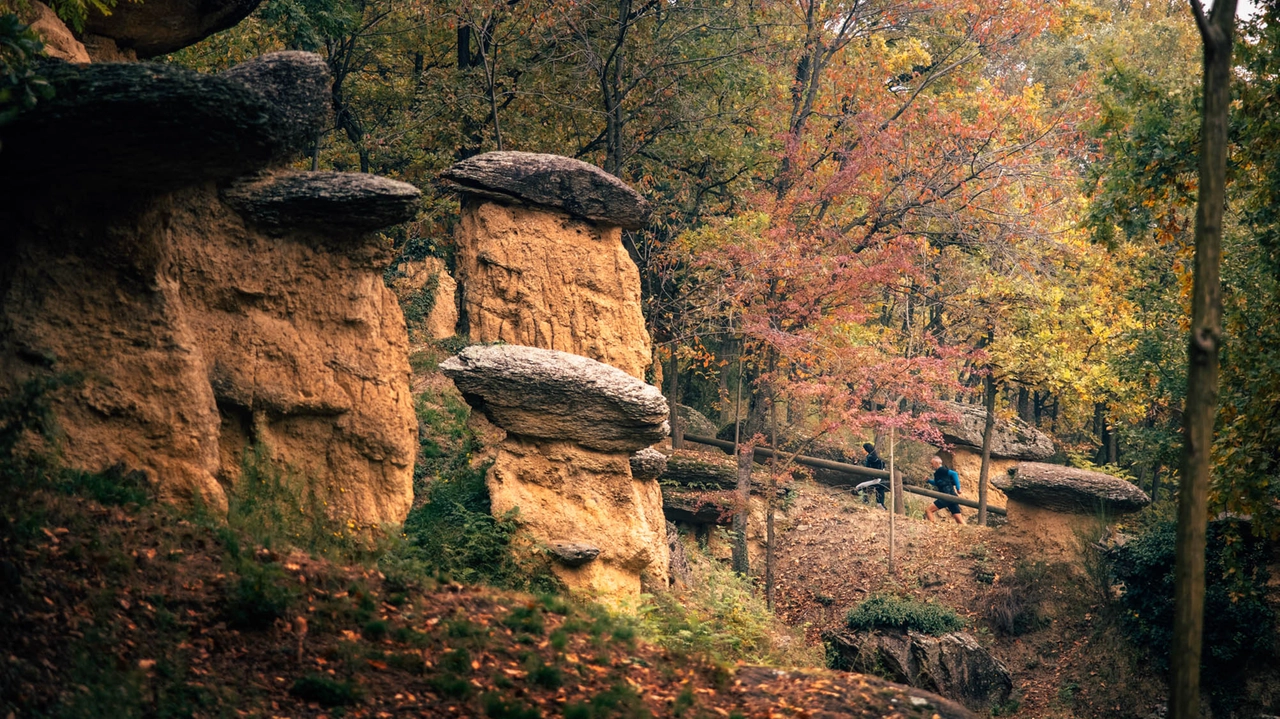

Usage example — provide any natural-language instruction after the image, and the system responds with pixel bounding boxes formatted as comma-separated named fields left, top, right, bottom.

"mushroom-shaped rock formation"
left=629, top=447, right=668, bottom=482
left=548, top=542, right=601, bottom=568
left=443, top=152, right=652, bottom=379
left=934, top=401, right=1055, bottom=505
left=439, top=344, right=668, bottom=452
left=441, top=345, right=670, bottom=600
left=442, top=151, right=651, bottom=229
left=83, top=0, right=264, bottom=59
left=0, top=52, right=418, bottom=526
left=995, top=462, right=1150, bottom=514
left=223, top=171, right=421, bottom=232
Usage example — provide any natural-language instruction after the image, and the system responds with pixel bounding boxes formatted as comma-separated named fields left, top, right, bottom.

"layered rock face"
left=0, top=54, right=418, bottom=524
left=441, top=345, right=670, bottom=599
left=443, top=152, right=653, bottom=379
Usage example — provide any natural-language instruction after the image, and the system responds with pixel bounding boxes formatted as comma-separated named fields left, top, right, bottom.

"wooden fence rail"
left=681, top=433, right=1007, bottom=517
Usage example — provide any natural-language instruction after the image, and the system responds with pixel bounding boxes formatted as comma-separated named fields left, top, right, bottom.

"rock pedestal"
left=936, top=401, right=1055, bottom=507
left=443, top=151, right=653, bottom=379
left=994, top=462, right=1150, bottom=554
left=441, top=345, right=670, bottom=600
left=0, top=54, right=418, bottom=525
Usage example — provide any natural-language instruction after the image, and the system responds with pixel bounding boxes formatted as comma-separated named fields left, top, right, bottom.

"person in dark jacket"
left=862, top=442, right=887, bottom=510
left=924, top=455, right=964, bottom=524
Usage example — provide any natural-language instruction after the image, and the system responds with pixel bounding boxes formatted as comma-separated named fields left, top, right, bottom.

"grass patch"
left=289, top=674, right=361, bottom=707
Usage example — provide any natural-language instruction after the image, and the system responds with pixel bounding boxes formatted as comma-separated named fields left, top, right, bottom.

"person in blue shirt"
left=924, top=455, right=965, bottom=524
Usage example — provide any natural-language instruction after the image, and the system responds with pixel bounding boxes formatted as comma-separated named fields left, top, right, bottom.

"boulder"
left=83, top=0, right=264, bottom=58
left=937, top=402, right=1054, bottom=460
left=451, top=198, right=652, bottom=378
left=440, top=344, right=668, bottom=452
left=676, top=404, right=719, bottom=439
left=487, top=438, right=668, bottom=597
left=825, top=630, right=1013, bottom=712
left=995, top=462, right=1150, bottom=514
left=223, top=171, right=420, bottom=233
left=629, top=447, right=668, bottom=482
left=442, top=151, right=650, bottom=229
left=0, top=54, right=328, bottom=192
left=548, top=541, right=600, bottom=568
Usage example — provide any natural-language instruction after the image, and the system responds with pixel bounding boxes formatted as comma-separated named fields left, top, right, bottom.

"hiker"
left=861, top=442, right=887, bottom=510
left=924, top=455, right=965, bottom=525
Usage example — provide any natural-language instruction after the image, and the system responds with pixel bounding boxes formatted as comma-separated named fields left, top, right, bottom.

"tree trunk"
left=1172, top=4, right=1235, bottom=719
left=731, top=354, right=749, bottom=575
left=1017, top=386, right=1032, bottom=423
left=667, top=350, right=683, bottom=449
left=765, top=384, right=777, bottom=609
left=978, top=372, right=998, bottom=526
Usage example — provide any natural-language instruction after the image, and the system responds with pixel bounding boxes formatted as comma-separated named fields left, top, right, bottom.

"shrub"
left=984, top=561, right=1051, bottom=636
left=844, top=594, right=964, bottom=636
left=289, top=674, right=361, bottom=707
left=1109, top=516, right=1273, bottom=706
left=224, top=562, right=297, bottom=630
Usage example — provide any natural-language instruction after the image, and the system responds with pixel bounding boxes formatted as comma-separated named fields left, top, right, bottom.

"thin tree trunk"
left=731, top=354, right=749, bottom=576
left=668, top=349, right=683, bottom=449
left=888, top=426, right=896, bottom=575
left=1172, top=4, right=1235, bottom=719
left=765, top=380, right=777, bottom=609
left=978, top=372, right=997, bottom=526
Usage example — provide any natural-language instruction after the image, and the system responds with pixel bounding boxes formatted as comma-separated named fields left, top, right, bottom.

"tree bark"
left=668, top=349, right=683, bottom=449
left=731, top=354, right=749, bottom=575
left=765, top=382, right=777, bottom=609
left=977, top=372, right=997, bottom=526
left=1172, top=4, right=1235, bottom=719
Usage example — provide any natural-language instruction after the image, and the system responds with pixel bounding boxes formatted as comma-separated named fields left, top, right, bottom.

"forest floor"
left=0, top=475, right=976, bottom=719
left=769, top=481, right=1164, bottom=719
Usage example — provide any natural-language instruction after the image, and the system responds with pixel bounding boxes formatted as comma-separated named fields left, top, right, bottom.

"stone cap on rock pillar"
left=0, top=52, right=329, bottom=193
left=993, top=462, right=1151, bottom=514
left=83, top=0, right=265, bottom=58
left=439, top=344, right=668, bottom=452
left=629, top=447, right=668, bottom=481
left=223, top=171, right=421, bottom=234
left=936, top=401, right=1055, bottom=460
left=441, top=151, right=651, bottom=229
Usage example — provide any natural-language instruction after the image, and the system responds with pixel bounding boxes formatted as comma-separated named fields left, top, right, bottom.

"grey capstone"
left=937, top=402, right=1055, bottom=460
left=223, top=171, right=421, bottom=233
left=439, top=344, right=668, bottom=452
left=220, top=52, right=331, bottom=153
left=84, top=0, right=264, bottom=58
left=629, top=447, right=668, bottom=481
left=994, top=462, right=1151, bottom=514
left=442, top=151, right=651, bottom=229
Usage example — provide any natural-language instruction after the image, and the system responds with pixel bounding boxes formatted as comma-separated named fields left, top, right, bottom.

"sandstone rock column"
left=994, top=462, right=1151, bottom=555
left=441, top=344, right=670, bottom=600
left=0, top=53, right=419, bottom=525
left=442, top=152, right=653, bottom=379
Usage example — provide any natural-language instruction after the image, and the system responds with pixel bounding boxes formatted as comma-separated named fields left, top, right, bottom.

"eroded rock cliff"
left=0, top=53, right=418, bottom=525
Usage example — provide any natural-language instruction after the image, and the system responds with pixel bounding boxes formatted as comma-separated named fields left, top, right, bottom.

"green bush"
left=1109, top=517, right=1272, bottom=706
left=289, top=674, right=361, bottom=707
left=844, top=594, right=964, bottom=636
left=224, top=562, right=297, bottom=630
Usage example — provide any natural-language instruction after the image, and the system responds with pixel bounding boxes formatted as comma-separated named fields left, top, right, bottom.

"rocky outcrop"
left=825, top=630, right=1013, bottom=712
left=995, top=462, right=1150, bottom=514
left=223, top=171, right=421, bottom=232
left=440, top=344, right=667, bottom=452
left=446, top=154, right=652, bottom=379
left=937, top=402, right=1054, bottom=460
left=442, top=151, right=651, bottom=229
left=388, top=258, right=458, bottom=341
left=548, top=541, right=600, bottom=568
left=24, top=1, right=90, bottom=62
left=82, top=0, right=264, bottom=59
left=0, top=53, right=418, bottom=525
left=659, top=448, right=761, bottom=490
left=442, top=346, right=670, bottom=600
